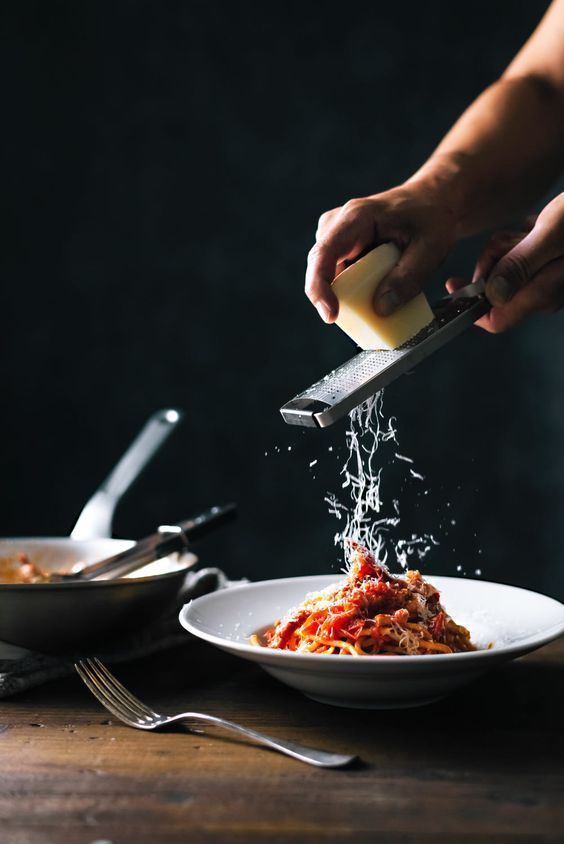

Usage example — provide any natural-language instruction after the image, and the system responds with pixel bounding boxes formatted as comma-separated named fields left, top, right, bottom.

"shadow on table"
left=59, top=635, right=563, bottom=773
left=132, top=637, right=563, bottom=714
left=296, top=653, right=564, bottom=772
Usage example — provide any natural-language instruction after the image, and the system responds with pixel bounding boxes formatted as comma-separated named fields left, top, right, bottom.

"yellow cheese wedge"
left=331, top=243, right=434, bottom=350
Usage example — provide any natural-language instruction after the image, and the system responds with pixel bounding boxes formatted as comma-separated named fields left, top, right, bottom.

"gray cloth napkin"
left=0, top=567, right=238, bottom=699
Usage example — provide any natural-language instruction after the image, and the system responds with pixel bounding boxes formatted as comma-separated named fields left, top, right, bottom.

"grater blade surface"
left=280, top=284, right=489, bottom=428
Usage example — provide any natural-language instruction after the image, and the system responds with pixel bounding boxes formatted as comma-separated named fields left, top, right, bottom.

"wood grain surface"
left=0, top=636, right=562, bottom=844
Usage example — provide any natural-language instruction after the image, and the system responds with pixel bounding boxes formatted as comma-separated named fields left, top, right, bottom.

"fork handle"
left=168, top=712, right=356, bottom=769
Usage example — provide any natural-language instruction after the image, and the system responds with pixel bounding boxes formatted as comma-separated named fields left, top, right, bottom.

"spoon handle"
left=71, top=409, right=182, bottom=540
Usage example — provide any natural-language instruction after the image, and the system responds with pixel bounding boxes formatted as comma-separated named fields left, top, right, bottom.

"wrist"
left=405, top=152, right=473, bottom=237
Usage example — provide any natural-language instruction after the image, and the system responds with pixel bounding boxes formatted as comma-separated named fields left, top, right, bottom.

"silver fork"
left=75, top=658, right=356, bottom=769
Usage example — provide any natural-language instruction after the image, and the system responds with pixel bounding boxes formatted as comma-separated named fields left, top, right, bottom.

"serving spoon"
left=71, top=408, right=183, bottom=540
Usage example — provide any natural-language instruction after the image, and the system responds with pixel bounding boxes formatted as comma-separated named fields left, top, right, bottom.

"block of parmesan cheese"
left=331, top=243, right=434, bottom=350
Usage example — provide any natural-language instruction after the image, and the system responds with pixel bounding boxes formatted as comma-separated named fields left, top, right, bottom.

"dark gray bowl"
left=0, top=538, right=197, bottom=653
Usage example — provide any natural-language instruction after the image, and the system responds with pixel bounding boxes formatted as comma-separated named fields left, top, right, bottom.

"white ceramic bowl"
left=180, top=574, right=564, bottom=709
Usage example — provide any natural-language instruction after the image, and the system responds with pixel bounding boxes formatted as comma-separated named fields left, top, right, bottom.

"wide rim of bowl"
left=180, top=573, right=564, bottom=666
left=0, top=536, right=197, bottom=589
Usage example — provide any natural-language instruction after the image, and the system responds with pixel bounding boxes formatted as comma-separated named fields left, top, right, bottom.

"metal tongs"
left=50, top=503, right=237, bottom=582
left=280, top=279, right=489, bottom=428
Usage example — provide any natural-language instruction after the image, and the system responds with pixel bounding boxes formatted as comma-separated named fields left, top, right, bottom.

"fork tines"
left=75, top=657, right=158, bottom=727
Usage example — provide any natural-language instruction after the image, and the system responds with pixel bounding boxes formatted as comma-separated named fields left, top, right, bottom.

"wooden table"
left=1, top=636, right=563, bottom=844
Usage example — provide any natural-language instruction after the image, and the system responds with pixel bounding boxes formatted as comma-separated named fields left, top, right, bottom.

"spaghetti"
left=253, top=542, right=474, bottom=656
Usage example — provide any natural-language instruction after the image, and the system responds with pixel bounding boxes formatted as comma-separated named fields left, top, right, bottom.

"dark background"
left=2, top=1, right=563, bottom=597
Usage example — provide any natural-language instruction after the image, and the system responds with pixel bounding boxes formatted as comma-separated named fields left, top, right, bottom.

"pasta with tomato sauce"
left=0, top=553, right=49, bottom=584
left=252, top=542, right=474, bottom=656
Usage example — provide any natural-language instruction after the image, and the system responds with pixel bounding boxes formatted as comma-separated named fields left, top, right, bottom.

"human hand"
left=446, top=193, right=564, bottom=333
left=305, top=184, right=457, bottom=323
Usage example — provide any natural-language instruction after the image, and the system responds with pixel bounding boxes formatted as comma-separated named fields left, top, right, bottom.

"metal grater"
left=280, top=280, right=489, bottom=428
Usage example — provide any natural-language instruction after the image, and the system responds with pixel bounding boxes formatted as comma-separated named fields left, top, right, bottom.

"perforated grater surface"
left=280, top=281, right=489, bottom=428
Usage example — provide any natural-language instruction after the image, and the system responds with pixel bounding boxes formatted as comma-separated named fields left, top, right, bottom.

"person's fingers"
left=445, top=276, right=467, bottom=294
left=305, top=242, right=341, bottom=322
left=471, top=231, right=525, bottom=284
left=305, top=201, right=376, bottom=323
left=315, top=208, right=339, bottom=240
left=446, top=210, right=558, bottom=333
left=485, top=193, right=564, bottom=306
left=373, top=236, right=448, bottom=316
left=335, top=259, right=348, bottom=277
left=444, top=275, right=495, bottom=331
left=478, top=256, right=564, bottom=333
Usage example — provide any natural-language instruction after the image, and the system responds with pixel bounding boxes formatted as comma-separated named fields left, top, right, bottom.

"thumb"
left=374, top=237, right=447, bottom=316
left=486, top=203, right=564, bottom=306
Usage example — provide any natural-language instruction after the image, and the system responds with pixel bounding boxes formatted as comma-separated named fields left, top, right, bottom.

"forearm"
left=407, top=74, right=564, bottom=237
left=306, top=3, right=564, bottom=320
